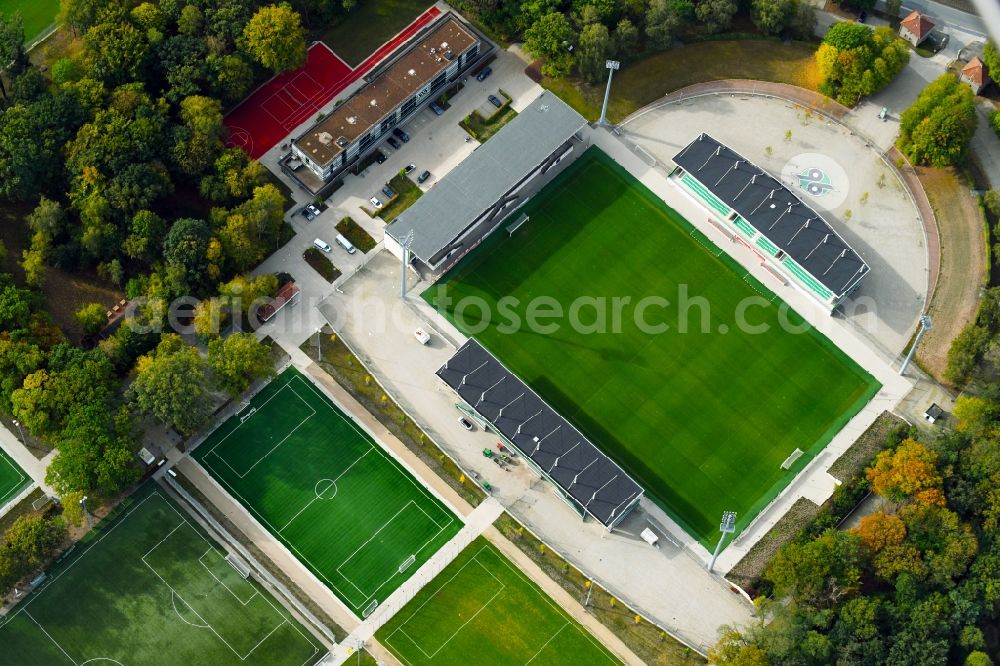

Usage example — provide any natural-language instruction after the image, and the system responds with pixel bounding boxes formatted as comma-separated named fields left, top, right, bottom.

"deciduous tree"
left=208, top=333, right=274, bottom=396
left=577, top=23, right=612, bottom=83
left=75, top=303, right=107, bottom=336
left=130, top=334, right=212, bottom=435
left=241, top=3, right=307, bottom=74
left=524, top=11, right=575, bottom=77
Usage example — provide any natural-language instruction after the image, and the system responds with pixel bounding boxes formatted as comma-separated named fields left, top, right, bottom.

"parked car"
left=429, top=102, right=445, bottom=115
left=413, top=328, right=431, bottom=345
left=392, top=127, right=410, bottom=143
left=387, top=136, right=401, bottom=149
left=381, top=184, right=395, bottom=199
left=369, top=196, right=383, bottom=209
left=374, top=151, right=387, bottom=164
left=301, top=203, right=321, bottom=220
left=488, top=94, right=503, bottom=108
left=417, top=170, right=431, bottom=184
left=476, top=66, right=492, bottom=82
left=312, top=238, right=332, bottom=253
left=458, top=417, right=474, bottom=431
left=404, top=163, right=416, bottom=174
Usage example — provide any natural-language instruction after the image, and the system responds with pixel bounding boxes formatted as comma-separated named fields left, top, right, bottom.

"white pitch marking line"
left=198, top=549, right=258, bottom=606
left=389, top=555, right=506, bottom=660
left=278, top=448, right=372, bottom=534
left=523, top=623, right=571, bottom=665
left=25, top=610, right=79, bottom=666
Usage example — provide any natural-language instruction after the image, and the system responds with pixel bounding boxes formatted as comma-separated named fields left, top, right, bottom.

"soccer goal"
left=506, top=213, right=529, bottom=237
left=240, top=407, right=257, bottom=424
left=226, top=553, right=252, bottom=579
left=398, top=554, right=416, bottom=574
left=780, top=448, right=804, bottom=470
left=362, top=599, right=379, bottom=618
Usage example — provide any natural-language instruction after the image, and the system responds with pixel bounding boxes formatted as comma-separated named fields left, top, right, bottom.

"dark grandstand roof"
left=673, top=133, right=869, bottom=298
left=437, top=340, right=643, bottom=527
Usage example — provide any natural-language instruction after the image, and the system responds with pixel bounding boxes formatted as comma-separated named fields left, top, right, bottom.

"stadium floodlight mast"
left=898, top=314, right=931, bottom=376
left=598, top=60, right=620, bottom=128
left=11, top=418, right=25, bottom=443
left=400, top=229, right=414, bottom=299
left=708, top=510, right=737, bottom=573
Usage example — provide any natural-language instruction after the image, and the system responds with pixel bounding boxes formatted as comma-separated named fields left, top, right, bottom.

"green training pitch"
left=425, top=147, right=880, bottom=545
left=0, top=445, right=30, bottom=508
left=377, top=537, right=621, bottom=665
left=0, top=484, right=323, bottom=666
left=194, top=367, right=460, bottom=616
left=0, top=0, right=59, bottom=43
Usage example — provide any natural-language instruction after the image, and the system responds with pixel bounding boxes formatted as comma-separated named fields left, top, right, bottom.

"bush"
left=75, top=303, right=108, bottom=336
left=991, top=110, right=1000, bottom=140
left=945, top=323, right=990, bottom=385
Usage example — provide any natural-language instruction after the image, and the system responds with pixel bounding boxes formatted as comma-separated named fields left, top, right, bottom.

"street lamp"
left=899, top=314, right=932, bottom=375
left=598, top=60, right=620, bottom=128
left=400, top=229, right=414, bottom=299
left=708, top=510, right=737, bottom=573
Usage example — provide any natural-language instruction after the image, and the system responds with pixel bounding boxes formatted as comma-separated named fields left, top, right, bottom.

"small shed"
left=924, top=403, right=945, bottom=424
left=961, top=56, right=991, bottom=95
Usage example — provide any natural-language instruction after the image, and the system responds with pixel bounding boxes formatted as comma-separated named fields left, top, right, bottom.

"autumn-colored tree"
left=854, top=511, right=906, bottom=552
left=241, top=3, right=306, bottom=74
left=952, top=395, right=997, bottom=434
left=866, top=438, right=942, bottom=502
left=710, top=626, right=772, bottom=665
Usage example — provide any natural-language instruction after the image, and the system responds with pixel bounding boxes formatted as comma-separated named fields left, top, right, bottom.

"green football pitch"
left=426, top=147, right=880, bottom=544
left=0, top=445, right=30, bottom=508
left=194, top=367, right=460, bottom=616
left=0, top=0, right=59, bottom=43
left=0, top=484, right=323, bottom=665
left=378, top=537, right=621, bottom=666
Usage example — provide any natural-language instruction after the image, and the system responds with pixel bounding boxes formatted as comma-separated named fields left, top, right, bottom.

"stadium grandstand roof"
left=385, top=91, right=586, bottom=264
left=673, top=133, right=869, bottom=298
left=437, top=340, right=643, bottom=528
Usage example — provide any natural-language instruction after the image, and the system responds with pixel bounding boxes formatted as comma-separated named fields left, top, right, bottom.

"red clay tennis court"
left=225, top=6, right=442, bottom=159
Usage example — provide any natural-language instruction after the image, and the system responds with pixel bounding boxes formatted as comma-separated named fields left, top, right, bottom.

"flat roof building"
left=385, top=91, right=588, bottom=276
left=283, top=14, right=487, bottom=193
left=672, top=133, right=870, bottom=310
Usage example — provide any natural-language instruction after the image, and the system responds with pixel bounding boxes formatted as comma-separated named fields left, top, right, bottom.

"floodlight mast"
left=898, top=314, right=931, bottom=376
left=598, top=60, right=620, bottom=128
left=708, top=510, right=737, bottom=573
left=400, top=229, right=414, bottom=299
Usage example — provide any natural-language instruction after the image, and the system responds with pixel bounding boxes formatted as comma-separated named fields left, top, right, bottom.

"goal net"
left=362, top=599, right=378, bottom=618
left=780, top=448, right=804, bottom=470
left=398, top=554, right=416, bottom=574
left=506, top=213, right=529, bottom=236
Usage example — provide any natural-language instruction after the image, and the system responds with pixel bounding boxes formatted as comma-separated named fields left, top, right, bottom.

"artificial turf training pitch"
left=377, top=537, right=621, bottom=666
left=0, top=445, right=30, bottom=508
left=426, top=147, right=880, bottom=545
left=0, top=484, right=322, bottom=666
left=194, top=367, right=460, bottom=616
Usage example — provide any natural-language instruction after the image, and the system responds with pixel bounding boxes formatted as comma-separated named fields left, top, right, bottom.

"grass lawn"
left=0, top=446, right=29, bottom=508
left=194, top=367, right=460, bottom=615
left=461, top=105, right=518, bottom=143
left=336, top=216, right=377, bottom=252
left=545, top=40, right=821, bottom=123
left=377, top=538, right=621, bottom=665
left=1, top=0, right=59, bottom=43
left=425, top=147, right=878, bottom=544
left=319, top=0, right=434, bottom=67
left=379, top=173, right=423, bottom=223
left=0, top=484, right=323, bottom=665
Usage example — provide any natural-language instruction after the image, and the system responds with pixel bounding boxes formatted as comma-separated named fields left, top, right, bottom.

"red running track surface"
left=224, top=6, right=442, bottom=159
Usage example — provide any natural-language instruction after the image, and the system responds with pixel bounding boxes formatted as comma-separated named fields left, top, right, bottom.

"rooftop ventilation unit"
left=408, top=68, right=416, bottom=76
left=335, top=136, right=348, bottom=147
left=347, top=116, right=357, bottom=124
left=317, top=132, right=333, bottom=145
left=370, top=99, right=377, bottom=107
left=444, top=49, right=454, bottom=60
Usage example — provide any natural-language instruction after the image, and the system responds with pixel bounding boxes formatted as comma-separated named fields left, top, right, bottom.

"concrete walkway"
left=0, top=424, right=56, bottom=497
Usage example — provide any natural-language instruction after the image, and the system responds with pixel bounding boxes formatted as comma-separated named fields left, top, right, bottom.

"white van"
left=335, top=234, right=357, bottom=254
left=312, top=238, right=332, bottom=252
